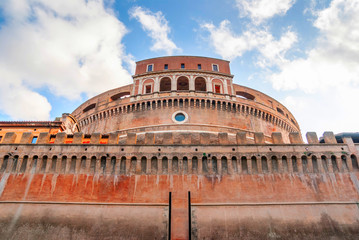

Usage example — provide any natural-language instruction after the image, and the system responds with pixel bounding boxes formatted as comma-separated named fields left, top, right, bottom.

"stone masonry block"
left=108, top=132, right=119, bottom=144
left=200, top=133, right=210, bottom=145
left=163, top=132, right=173, bottom=145
left=20, top=132, right=33, bottom=144
left=90, top=133, right=101, bottom=144
left=3, top=132, right=17, bottom=144
left=218, top=132, right=229, bottom=145
left=154, top=133, right=164, bottom=144
left=254, top=132, right=265, bottom=144
left=289, top=132, right=303, bottom=144
left=118, top=136, right=127, bottom=145
left=236, top=132, right=247, bottom=144
left=126, top=133, right=137, bottom=145
left=271, top=132, right=284, bottom=144
left=191, top=133, right=200, bottom=145
left=306, top=132, right=319, bottom=144
left=136, top=134, right=145, bottom=145
left=181, top=133, right=191, bottom=145
left=54, top=132, right=66, bottom=144
left=73, top=133, right=83, bottom=144
left=323, top=131, right=337, bottom=144
left=173, top=132, right=181, bottom=145
left=144, top=133, right=155, bottom=145
left=209, top=133, right=219, bottom=145
left=37, top=132, right=50, bottom=144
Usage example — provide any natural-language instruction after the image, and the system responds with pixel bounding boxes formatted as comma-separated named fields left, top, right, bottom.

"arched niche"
left=160, top=77, right=171, bottom=92
left=195, top=77, right=206, bottom=91
left=177, top=76, right=189, bottom=91
left=236, top=91, right=255, bottom=100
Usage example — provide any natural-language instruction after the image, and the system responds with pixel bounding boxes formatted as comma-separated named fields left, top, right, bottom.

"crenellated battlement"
left=0, top=130, right=350, bottom=145
left=1, top=130, right=358, bottom=177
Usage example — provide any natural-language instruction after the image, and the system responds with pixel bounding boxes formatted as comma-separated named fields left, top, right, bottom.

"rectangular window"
left=198, top=64, right=201, bottom=70
left=164, top=64, right=168, bottom=70
left=145, top=85, right=151, bottom=94
left=147, top=64, right=153, bottom=72
left=215, top=85, right=221, bottom=94
left=212, top=64, right=218, bottom=71
left=181, top=63, right=185, bottom=69
left=31, top=136, right=38, bottom=144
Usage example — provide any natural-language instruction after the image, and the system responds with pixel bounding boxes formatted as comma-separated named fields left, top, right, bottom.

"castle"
left=0, top=56, right=358, bottom=239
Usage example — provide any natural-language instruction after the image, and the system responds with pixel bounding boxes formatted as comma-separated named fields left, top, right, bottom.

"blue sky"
left=0, top=0, right=358, bottom=139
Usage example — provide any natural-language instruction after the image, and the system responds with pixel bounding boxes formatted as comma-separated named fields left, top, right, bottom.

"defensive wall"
left=1, top=130, right=359, bottom=239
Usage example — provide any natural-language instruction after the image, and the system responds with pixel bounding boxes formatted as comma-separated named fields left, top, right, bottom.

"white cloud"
left=236, top=0, right=296, bottom=24
left=202, top=20, right=297, bottom=66
left=0, top=0, right=133, bottom=120
left=129, top=6, right=180, bottom=55
left=270, top=0, right=359, bottom=135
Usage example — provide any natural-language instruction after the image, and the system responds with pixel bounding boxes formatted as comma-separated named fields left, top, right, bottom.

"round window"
left=175, top=113, right=186, bottom=122
left=172, top=111, right=188, bottom=124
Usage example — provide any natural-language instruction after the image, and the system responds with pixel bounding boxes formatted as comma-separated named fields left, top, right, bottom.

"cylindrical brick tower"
left=72, top=56, right=300, bottom=143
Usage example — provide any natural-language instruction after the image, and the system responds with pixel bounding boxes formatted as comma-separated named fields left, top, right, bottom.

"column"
left=206, top=77, right=213, bottom=92
left=189, top=75, right=195, bottom=91
left=154, top=76, right=160, bottom=92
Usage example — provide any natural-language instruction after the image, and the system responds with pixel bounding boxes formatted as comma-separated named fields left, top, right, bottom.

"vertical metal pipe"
left=188, top=191, right=191, bottom=240
left=169, top=192, right=172, bottom=240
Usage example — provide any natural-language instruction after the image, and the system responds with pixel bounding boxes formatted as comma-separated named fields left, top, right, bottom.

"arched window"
left=202, top=156, right=208, bottom=174
left=321, top=155, right=328, bottom=172
left=212, top=156, right=218, bottom=174
left=192, top=156, right=198, bottom=174
left=110, top=92, right=130, bottom=101
left=172, top=157, right=179, bottom=173
left=83, top=103, right=96, bottom=113
left=232, top=156, right=238, bottom=173
left=241, top=156, right=248, bottom=174
left=151, top=157, right=158, bottom=174
left=1, top=155, right=9, bottom=172
left=251, top=156, right=258, bottom=173
left=177, top=76, right=189, bottom=91
left=80, top=156, right=87, bottom=173
left=20, top=155, right=28, bottom=173
left=111, top=156, right=116, bottom=174
left=282, top=156, right=288, bottom=172
left=11, top=155, right=19, bottom=173
left=141, top=157, right=147, bottom=174
left=341, top=155, right=349, bottom=171
left=331, top=155, right=339, bottom=172
left=120, top=157, right=126, bottom=174
left=271, top=156, right=278, bottom=173
left=221, top=156, right=228, bottom=174
left=90, top=156, right=96, bottom=174
left=61, top=156, right=67, bottom=174
left=51, top=156, right=58, bottom=173
left=236, top=91, right=255, bottom=100
left=160, top=77, right=171, bottom=92
left=162, top=157, right=168, bottom=174
left=195, top=77, right=206, bottom=91
left=130, top=156, right=137, bottom=173
left=70, top=156, right=77, bottom=173
left=183, top=157, right=188, bottom=174
left=301, top=156, right=308, bottom=173
left=312, top=156, right=318, bottom=173
left=351, top=154, right=359, bottom=170
left=100, top=156, right=106, bottom=174
left=261, top=156, right=268, bottom=173
left=291, top=156, right=298, bottom=172
left=40, top=156, right=47, bottom=173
